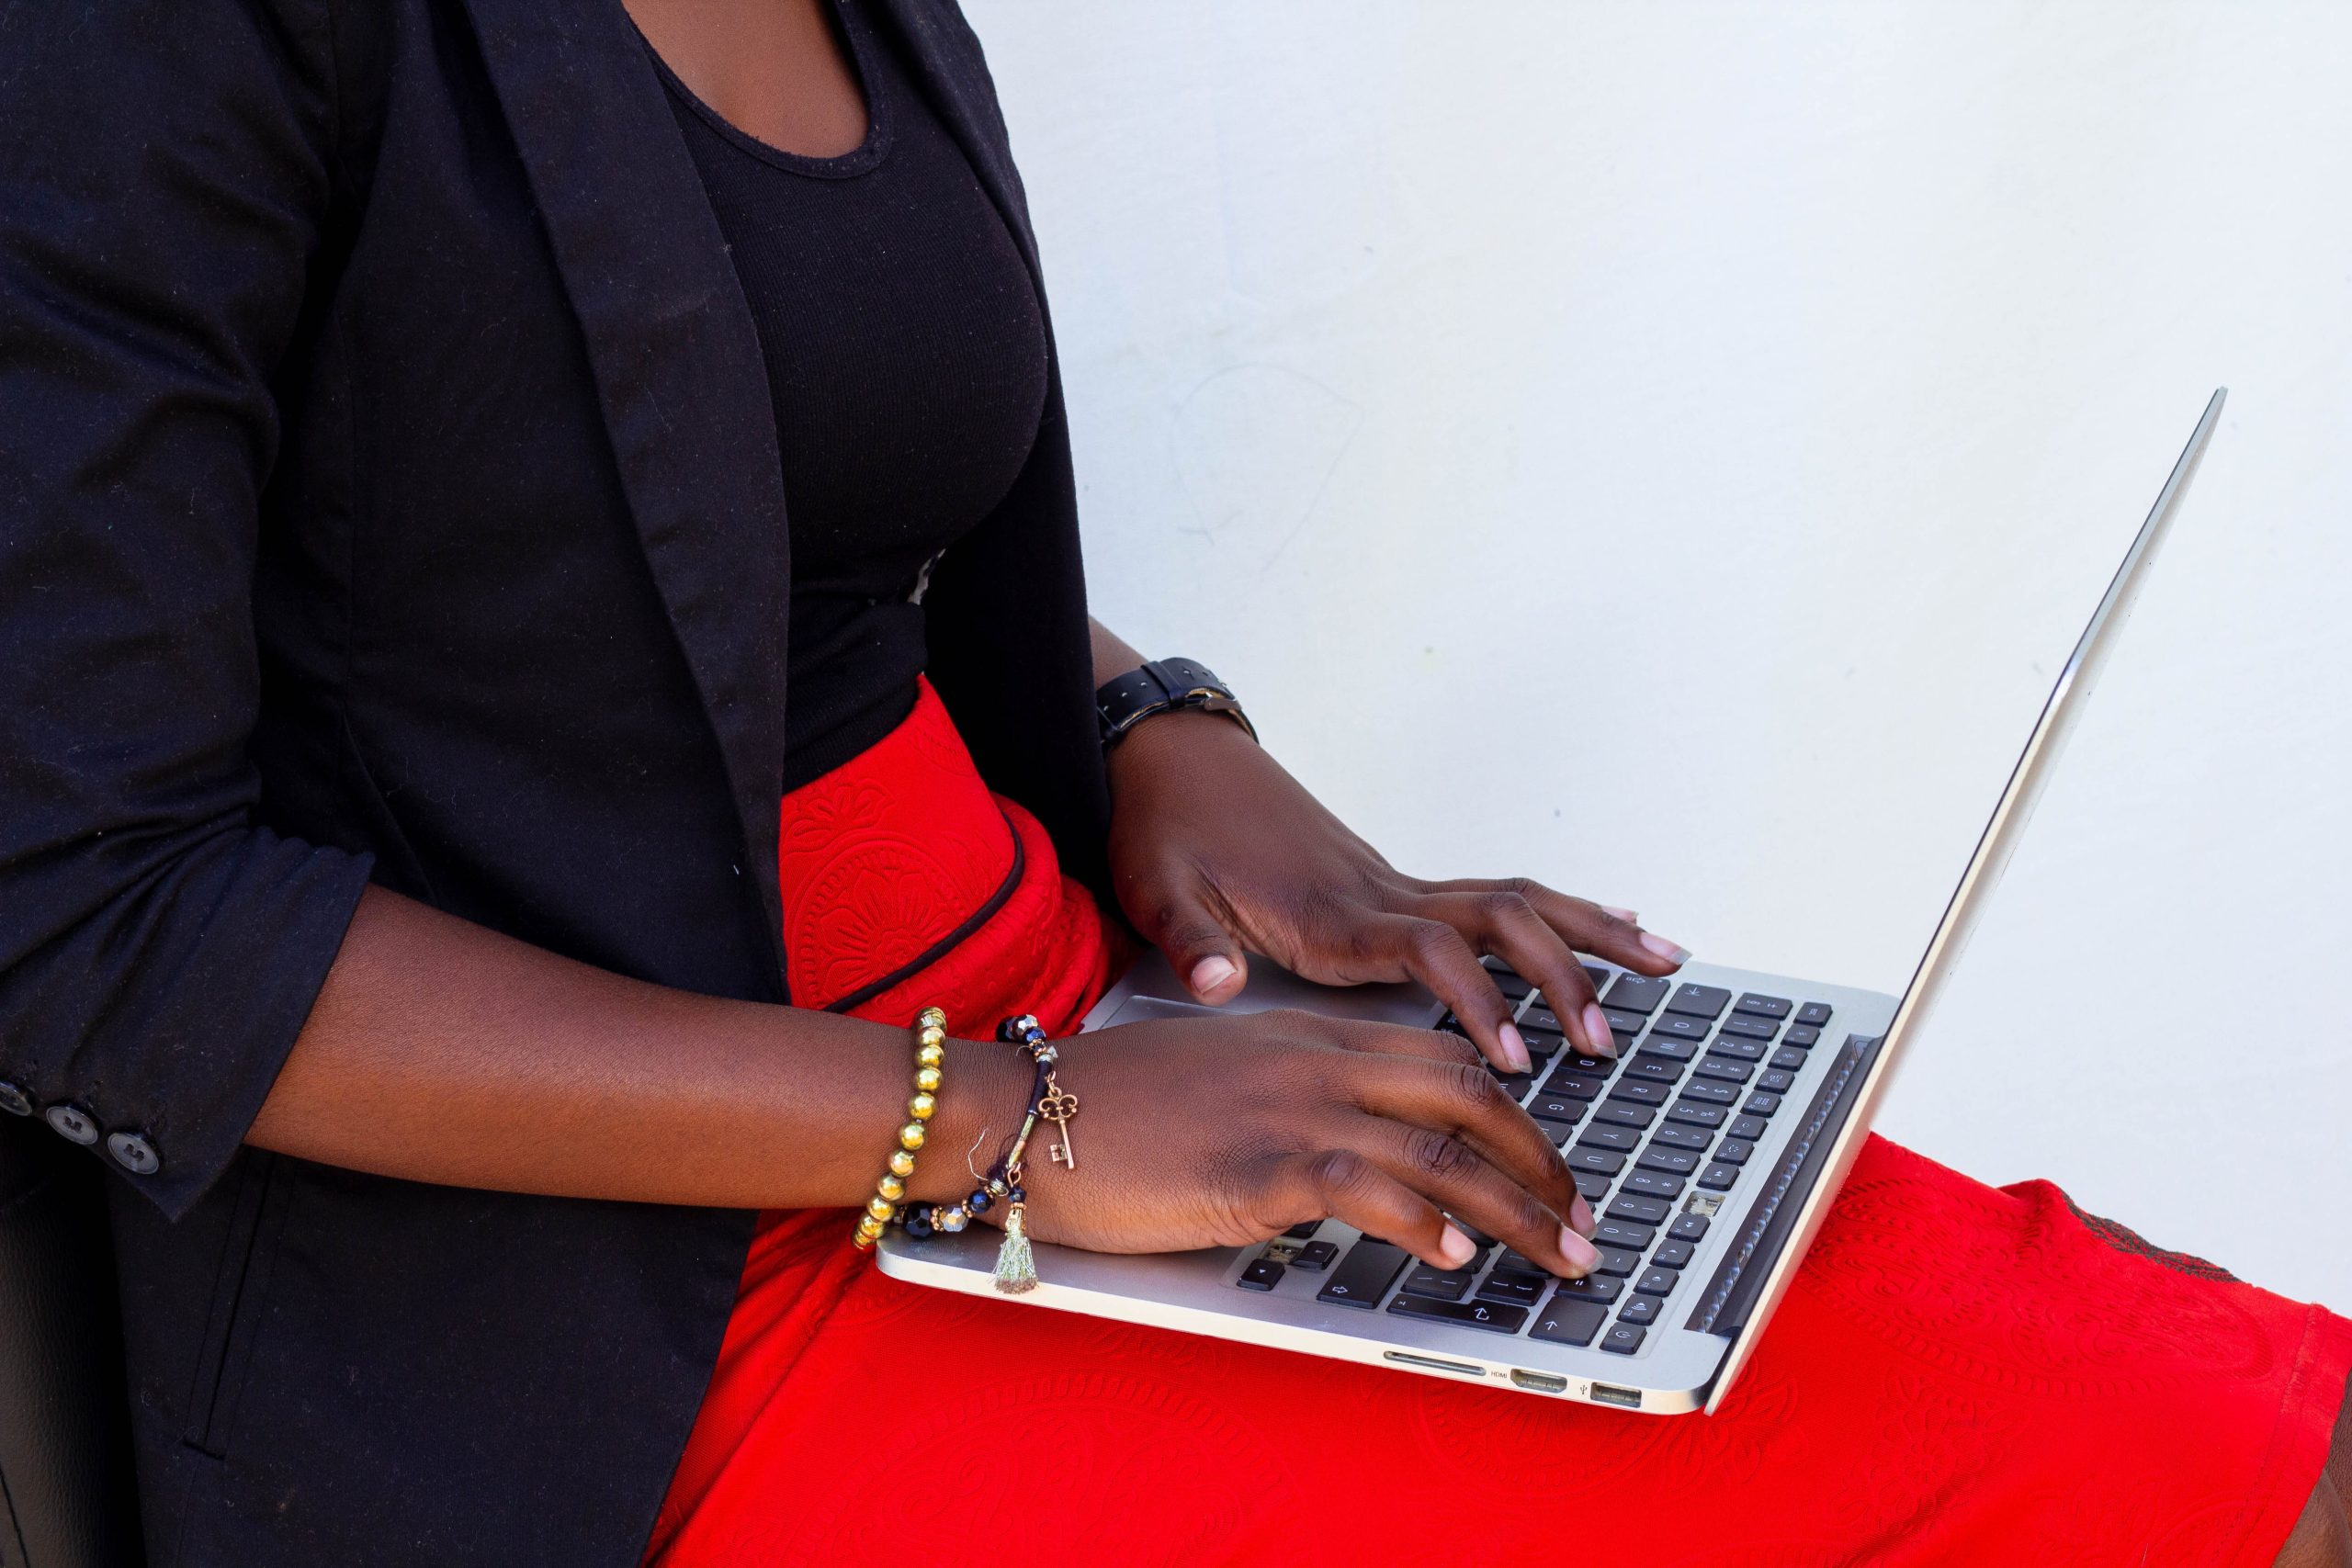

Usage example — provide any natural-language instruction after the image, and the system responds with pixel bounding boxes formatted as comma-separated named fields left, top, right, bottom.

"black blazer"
left=0, top=0, right=1107, bottom=1561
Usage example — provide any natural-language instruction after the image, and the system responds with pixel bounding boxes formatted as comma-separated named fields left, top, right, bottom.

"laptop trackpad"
left=1091, top=995, right=1225, bottom=1029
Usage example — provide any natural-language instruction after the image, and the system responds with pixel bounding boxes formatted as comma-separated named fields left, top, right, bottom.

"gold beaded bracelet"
left=851, top=1006, right=948, bottom=1250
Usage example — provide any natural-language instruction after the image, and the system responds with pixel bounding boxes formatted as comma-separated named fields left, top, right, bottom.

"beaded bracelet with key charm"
left=888, top=1013, right=1075, bottom=1293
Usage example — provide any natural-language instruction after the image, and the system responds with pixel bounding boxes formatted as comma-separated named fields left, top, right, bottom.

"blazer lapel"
left=458, top=0, right=791, bottom=987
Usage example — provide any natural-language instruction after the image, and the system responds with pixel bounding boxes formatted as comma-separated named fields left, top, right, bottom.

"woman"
left=0, top=0, right=2341, bottom=1562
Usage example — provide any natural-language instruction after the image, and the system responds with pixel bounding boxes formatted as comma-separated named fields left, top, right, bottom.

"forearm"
left=1087, top=615, right=1146, bottom=688
left=247, top=886, right=1024, bottom=1210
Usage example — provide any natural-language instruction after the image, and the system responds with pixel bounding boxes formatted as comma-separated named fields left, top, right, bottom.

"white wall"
left=966, top=1, right=2352, bottom=1309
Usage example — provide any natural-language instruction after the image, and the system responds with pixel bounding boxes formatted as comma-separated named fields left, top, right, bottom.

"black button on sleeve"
left=107, top=1131, right=162, bottom=1176
left=44, top=1102, right=99, bottom=1145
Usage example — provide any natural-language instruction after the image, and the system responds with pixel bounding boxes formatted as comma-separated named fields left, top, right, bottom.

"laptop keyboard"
left=1231, top=960, right=1835, bottom=1358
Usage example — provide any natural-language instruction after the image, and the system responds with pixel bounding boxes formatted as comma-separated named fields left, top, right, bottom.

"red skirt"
left=649, top=682, right=2350, bottom=1567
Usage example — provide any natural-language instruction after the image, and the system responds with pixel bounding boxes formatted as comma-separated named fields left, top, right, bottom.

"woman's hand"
left=1104, top=709, right=1691, bottom=1075
left=999, top=1008, right=1601, bottom=1276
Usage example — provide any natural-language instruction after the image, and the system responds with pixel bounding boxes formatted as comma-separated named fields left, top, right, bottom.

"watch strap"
left=1095, top=658, right=1256, bottom=749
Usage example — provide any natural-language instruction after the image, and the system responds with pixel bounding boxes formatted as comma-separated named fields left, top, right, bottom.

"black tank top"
left=653, top=0, right=1050, bottom=791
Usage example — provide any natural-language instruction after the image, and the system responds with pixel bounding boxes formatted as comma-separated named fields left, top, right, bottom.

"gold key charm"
left=1037, top=1084, right=1080, bottom=1170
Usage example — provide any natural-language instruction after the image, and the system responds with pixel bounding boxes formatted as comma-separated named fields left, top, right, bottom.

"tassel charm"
left=993, top=1201, right=1038, bottom=1294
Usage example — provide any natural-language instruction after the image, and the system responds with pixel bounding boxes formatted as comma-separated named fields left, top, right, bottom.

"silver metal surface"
left=878, top=390, right=2225, bottom=1416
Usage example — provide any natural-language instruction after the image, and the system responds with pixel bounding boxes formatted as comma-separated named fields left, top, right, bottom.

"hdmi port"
left=1509, top=1369, right=1567, bottom=1393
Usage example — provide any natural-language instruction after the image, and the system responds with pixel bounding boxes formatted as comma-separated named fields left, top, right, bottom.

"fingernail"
left=1439, top=1224, right=1476, bottom=1268
left=1559, top=1224, right=1600, bottom=1275
left=1496, top=1022, right=1532, bottom=1074
left=1600, top=905, right=1639, bottom=923
left=1580, top=1003, right=1617, bottom=1059
left=1568, top=1190, right=1597, bottom=1238
left=1638, top=931, right=1691, bottom=966
left=1190, top=955, right=1239, bottom=997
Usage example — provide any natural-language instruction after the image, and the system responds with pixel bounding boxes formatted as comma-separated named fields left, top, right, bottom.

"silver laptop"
left=880, top=390, right=2227, bottom=1415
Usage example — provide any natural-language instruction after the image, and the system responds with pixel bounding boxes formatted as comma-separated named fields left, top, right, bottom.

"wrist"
left=1106, top=705, right=1258, bottom=799
left=906, top=1030, right=1031, bottom=1205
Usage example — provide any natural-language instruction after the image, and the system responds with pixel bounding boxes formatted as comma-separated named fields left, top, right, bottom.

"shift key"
left=1316, top=1240, right=1408, bottom=1310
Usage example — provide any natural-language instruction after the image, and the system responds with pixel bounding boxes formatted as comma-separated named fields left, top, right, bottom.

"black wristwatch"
left=1095, top=658, right=1257, bottom=750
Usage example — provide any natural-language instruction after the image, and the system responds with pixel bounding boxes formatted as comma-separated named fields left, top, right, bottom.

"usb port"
left=1509, top=1369, right=1567, bottom=1393
left=1588, top=1382, right=1642, bottom=1409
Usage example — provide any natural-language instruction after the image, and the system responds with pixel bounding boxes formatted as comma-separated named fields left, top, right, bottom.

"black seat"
left=0, top=1120, right=146, bottom=1567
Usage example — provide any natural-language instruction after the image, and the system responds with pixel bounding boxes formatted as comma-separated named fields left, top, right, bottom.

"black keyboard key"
left=1697, top=1163, right=1740, bottom=1191
left=1727, top=1115, right=1769, bottom=1141
left=1668, top=1214, right=1712, bottom=1243
left=1758, top=1068, right=1796, bottom=1095
left=1678, top=1080, right=1739, bottom=1107
left=1555, top=1273, right=1623, bottom=1303
left=1607, top=1080, right=1671, bottom=1108
left=1634, top=1035, right=1698, bottom=1063
left=1744, top=1092, right=1782, bottom=1117
left=1592, top=1219, right=1655, bottom=1250
left=1521, top=1007, right=1561, bottom=1034
left=1317, top=1241, right=1408, bottom=1309
left=1388, top=1293, right=1528, bottom=1335
left=1662, top=1100, right=1727, bottom=1129
left=1577, top=1123, right=1642, bottom=1153
left=1540, top=1074, right=1602, bottom=1104
left=1527, top=1094, right=1588, bottom=1127
left=1601, top=1324, right=1646, bottom=1354
left=1624, top=1055, right=1685, bottom=1085
left=1652, top=1240, right=1695, bottom=1269
left=1493, top=1071, right=1537, bottom=1100
left=1566, top=1146, right=1626, bottom=1177
left=1606, top=1195, right=1671, bottom=1225
left=1653, top=1123, right=1713, bottom=1153
left=1575, top=1172, right=1611, bottom=1202
left=1602, top=974, right=1671, bottom=1013
left=1550, top=1053, right=1615, bottom=1080
left=1520, top=1030, right=1565, bottom=1061
left=1665, top=984, right=1732, bottom=1020
left=1735, top=993, right=1792, bottom=1020
left=1476, top=1269, right=1548, bottom=1306
left=1636, top=1267, right=1679, bottom=1297
left=1293, top=1240, right=1339, bottom=1270
left=1770, top=1045, right=1810, bottom=1072
left=1782, top=1024, right=1823, bottom=1048
left=1591, top=1101, right=1656, bottom=1130
left=1285, top=1221, right=1323, bottom=1239
left=1482, top=957, right=1532, bottom=997
left=1713, top=1138, right=1754, bottom=1166
left=1648, top=1014, right=1712, bottom=1043
left=1582, top=964, right=1612, bottom=992
left=1691, top=1055, right=1753, bottom=1084
left=1600, top=1009, right=1650, bottom=1040
left=1591, top=1246, right=1642, bottom=1277
left=1623, top=1170, right=1685, bottom=1201
left=1238, top=1258, right=1285, bottom=1291
left=1794, top=1001, right=1834, bottom=1028
left=1635, top=1146, right=1699, bottom=1176
left=1719, top=1014, right=1779, bottom=1041
left=1530, top=1299, right=1608, bottom=1347
left=1616, top=1293, right=1662, bottom=1325
left=1707, top=1036, right=1767, bottom=1062
left=1400, top=1265, right=1476, bottom=1301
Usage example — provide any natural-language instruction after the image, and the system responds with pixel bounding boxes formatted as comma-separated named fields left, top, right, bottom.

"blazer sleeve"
left=0, top=0, right=374, bottom=1219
